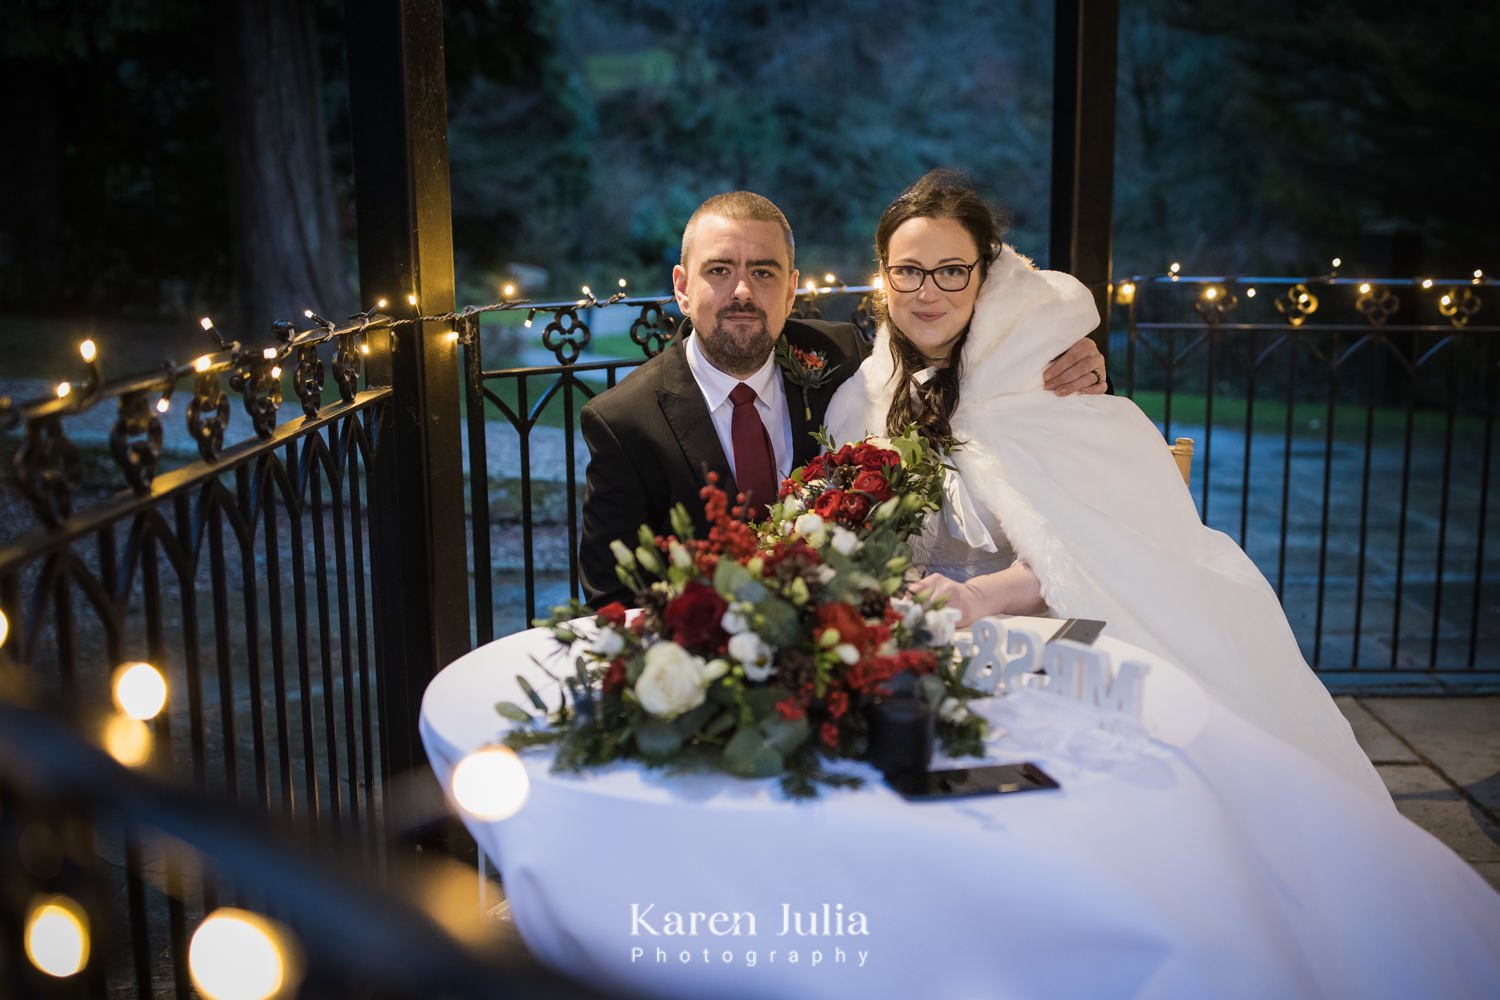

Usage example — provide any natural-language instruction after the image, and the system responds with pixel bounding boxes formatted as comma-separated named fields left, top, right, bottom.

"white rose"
left=938, top=696, right=966, bottom=723
left=721, top=604, right=752, bottom=635
left=924, top=607, right=961, bottom=647
left=794, top=512, right=827, bottom=547
left=634, top=641, right=708, bottom=718
left=830, top=526, right=862, bottom=555
left=728, top=631, right=776, bottom=682
left=590, top=627, right=625, bottom=658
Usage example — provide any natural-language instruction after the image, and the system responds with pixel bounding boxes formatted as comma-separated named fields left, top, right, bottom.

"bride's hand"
left=912, top=565, right=1046, bottom=628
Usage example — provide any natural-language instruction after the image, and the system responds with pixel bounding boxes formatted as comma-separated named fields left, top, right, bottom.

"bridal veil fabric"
left=825, top=247, right=1390, bottom=802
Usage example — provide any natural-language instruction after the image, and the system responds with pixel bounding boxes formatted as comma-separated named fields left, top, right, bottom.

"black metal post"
left=345, top=0, right=470, bottom=797
left=1050, top=0, right=1119, bottom=349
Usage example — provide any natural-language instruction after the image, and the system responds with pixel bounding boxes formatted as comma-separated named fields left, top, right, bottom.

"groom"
left=578, top=191, right=1105, bottom=607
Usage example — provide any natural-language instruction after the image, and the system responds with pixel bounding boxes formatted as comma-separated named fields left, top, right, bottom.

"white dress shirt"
left=683, top=333, right=794, bottom=482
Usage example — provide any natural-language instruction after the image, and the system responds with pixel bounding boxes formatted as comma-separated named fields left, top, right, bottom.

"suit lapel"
left=656, top=340, right=735, bottom=494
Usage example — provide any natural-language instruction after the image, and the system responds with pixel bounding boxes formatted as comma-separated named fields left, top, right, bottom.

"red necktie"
left=729, top=382, right=776, bottom=519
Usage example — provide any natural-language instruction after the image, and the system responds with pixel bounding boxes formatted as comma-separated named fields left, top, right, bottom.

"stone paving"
left=1338, top=696, right=1500, bottom=890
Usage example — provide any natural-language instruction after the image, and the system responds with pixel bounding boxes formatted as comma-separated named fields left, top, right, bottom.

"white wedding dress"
left=826, top=246, right=1393, bottom=803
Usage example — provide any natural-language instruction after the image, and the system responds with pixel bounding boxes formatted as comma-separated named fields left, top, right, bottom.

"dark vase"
left=865, top=696, right=935, bottom=788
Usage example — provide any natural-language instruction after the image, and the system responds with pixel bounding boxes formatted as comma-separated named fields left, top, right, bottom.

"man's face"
left=672, top=215, right=798, bottom=378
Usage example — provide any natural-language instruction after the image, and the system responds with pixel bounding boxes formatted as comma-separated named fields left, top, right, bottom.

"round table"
left=420, top=617, right=1500, bottom=999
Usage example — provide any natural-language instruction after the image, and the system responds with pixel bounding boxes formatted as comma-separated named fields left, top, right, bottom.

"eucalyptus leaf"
left=760, top=715, right=810, bottom=755
left=515, top=675, right=548, bottom=712
left=635, top=717, right=684, bottom=760
left=724, top=727, right=784, bottom=777
left=496, top=701, right=533, bottom=723
left=714, top=558, right=753, bottom=598
left=756, top=597, right=801, bottom=647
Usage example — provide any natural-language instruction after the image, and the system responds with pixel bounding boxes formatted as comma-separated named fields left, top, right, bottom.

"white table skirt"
left=420, top=617, right=1500, bottom=1000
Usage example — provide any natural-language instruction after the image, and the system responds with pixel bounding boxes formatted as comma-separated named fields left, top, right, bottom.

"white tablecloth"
left=420, top=617, right=1500, bottom=999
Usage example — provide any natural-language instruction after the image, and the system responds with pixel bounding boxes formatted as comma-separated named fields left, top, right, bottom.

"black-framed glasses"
left=882, top=259, right=980, bottom=293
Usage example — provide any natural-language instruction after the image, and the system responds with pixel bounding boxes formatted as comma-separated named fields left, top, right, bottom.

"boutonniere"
left=774, top=340, right=840, bottom=421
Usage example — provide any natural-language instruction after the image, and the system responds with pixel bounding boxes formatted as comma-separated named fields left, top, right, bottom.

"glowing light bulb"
left=1203, top=286, right=1219, bottom=301
left=189, top=909, right=293, bottom=1000
left=112, top=661, right=168, bottom=721
left=156, top=397, right=171, bottom=414
left=445, top=331, right=459, bottom=344
left=1358, top=283, right=1372, bottom=294
left=823, top=273, right=836, bottom=285
left=195, top=355, right=212, bottom=373
left=200, top=317, right=215, bottom=331
left=376, top=298, right=388, bottom=310
left=80, top=340, right=97, bottom=363
left=450, top=745, right=530, bottom=820
left=617, top=277, right=627, bottom=288
left=261, top=347, right=277, bottom=360
left=871, top=274, right=883, bottom=290
left=269, top=366, right=282, bottom=379
left=523, top=318, right=533, bottom=328
left=359, top=344, right=370, bottom=355
left=103, top=714, right=152, bottom=768
left=1421, top=278, right=1434, bottom=289
left=407, top=294, right=418, bottom=307
left=0, top=607, right=8, bottom=648
left=804, top=280, right=816, bottom=292
left=1441, top=293, right=1452, bottom=306
left=24, top=896, right=90, bottom=978
left=1169, top=262, right=1181, bottom=275
left=1331, top=257, right=1342, bottom=268
left=303, top=310, right=314, bottom=319
left=1246, top=287, right=1257, bottom=298
left=502, top=283, right=516, bottom=298
left=56, top=382, right=70, bottom=399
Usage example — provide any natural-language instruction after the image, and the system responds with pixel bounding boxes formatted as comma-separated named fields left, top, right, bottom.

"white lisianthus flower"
left=865, top=436, right=894, bottom=451
left=610, top=539, right=636, bottom=568
left=793, top=512, right=827, bottom=547
left=938, top=696, right=966, bottom=723
left=782, top=495, right=805, bottom=516
left=721, top=604, right=752, bottom=635
left=668, top=539, right=693, bottom=569
left=924, top=607, right=962, bottom=647
left=835, top=643, right=861, bottom=665
left=728, top=631, right=776, bottom=682
left=635, top=641, right=708, bottom=718
left=815, top=565, right=838, bottom=585
left=590, top=627, right=626, bottom=658
left=702, top=658, right=731, bottom=681
left=890, top=596, right=925, bottom=630
left=830, top=526, right=862, bottom=555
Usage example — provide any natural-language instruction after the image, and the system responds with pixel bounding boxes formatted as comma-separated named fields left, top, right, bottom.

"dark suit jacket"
left=579, top=318, right=869, bottom=607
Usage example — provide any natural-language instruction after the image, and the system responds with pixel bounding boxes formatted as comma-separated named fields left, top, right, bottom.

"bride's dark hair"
left=875, top=168, right=1008, bottom=449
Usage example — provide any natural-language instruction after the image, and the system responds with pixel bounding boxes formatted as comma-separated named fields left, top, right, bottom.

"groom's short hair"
left=680, top=191, right=796, bottom=269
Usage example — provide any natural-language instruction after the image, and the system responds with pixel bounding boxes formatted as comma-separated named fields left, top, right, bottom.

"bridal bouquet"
left=499, top=429, right=985, bottom=796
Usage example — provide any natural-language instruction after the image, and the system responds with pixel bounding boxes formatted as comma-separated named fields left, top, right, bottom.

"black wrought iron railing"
left=1116, top=273, right=1498, bottom=675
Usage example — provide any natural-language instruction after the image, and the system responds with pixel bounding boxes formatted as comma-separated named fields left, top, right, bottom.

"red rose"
left=812, top=488, right=845, bottom=519
left=839, top=492, right=871, bottom=523
left=662, top=580, right=728, bottom=650
left=833, top=444, right=856, bottom=466
left=802, top=456, right=827, bottom=482
left=602, top=658, right=627, bottom=693
left=596, top=601, right=629, bottom=628
left=850, top=468, right=893, bottom=501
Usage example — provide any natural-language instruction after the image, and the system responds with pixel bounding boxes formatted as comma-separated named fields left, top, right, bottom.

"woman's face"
left=884, top=216, right=982, bottom=365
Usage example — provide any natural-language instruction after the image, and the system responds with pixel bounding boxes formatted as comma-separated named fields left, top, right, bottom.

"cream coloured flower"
left=793, top=512, right=827, bottom=547
left=830, top=526, right=862, bottom=555
left=924, top=607, right=962, bottom=646
left=635, top=641, right=708, bottom=718
left=728, top=631, right=776, bottom=682
left=721, top=603, right=752, bottom=635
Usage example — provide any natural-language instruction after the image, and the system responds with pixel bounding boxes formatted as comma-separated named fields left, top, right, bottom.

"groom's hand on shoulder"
left=1043, top=337, right=1108, bottom=396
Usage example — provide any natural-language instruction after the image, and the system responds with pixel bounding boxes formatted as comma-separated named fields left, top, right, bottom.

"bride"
left=825, top=169, right=1390, bottom=802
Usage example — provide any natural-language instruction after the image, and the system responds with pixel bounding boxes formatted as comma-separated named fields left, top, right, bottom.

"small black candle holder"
left=866, top=696, right=936, bottom=793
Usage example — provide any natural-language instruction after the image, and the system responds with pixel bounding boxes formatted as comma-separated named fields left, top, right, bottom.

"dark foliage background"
left=0, top=0, right=1493, bottom=372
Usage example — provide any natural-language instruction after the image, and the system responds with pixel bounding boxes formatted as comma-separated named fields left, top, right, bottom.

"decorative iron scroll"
left=109, top=390, right=163, bottom=493
left=628, top=302, right=676, bottom=357
left=231, top=356, right=283, bottom=440
left=294, top=344, right=326, bottom=418
left=14, top=416, right=82, bottom=527
left=1274, top=283, right=1319, bottom=327
left=187, top=368, right=231, bottom=462
left=542, top=307, right=591, bottom=365
left=1438, top=287, right=1482, bottom=328
left=1193, top=285, right=1239, bottom=325
left=1355, top=284, right=1400, bottom=327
